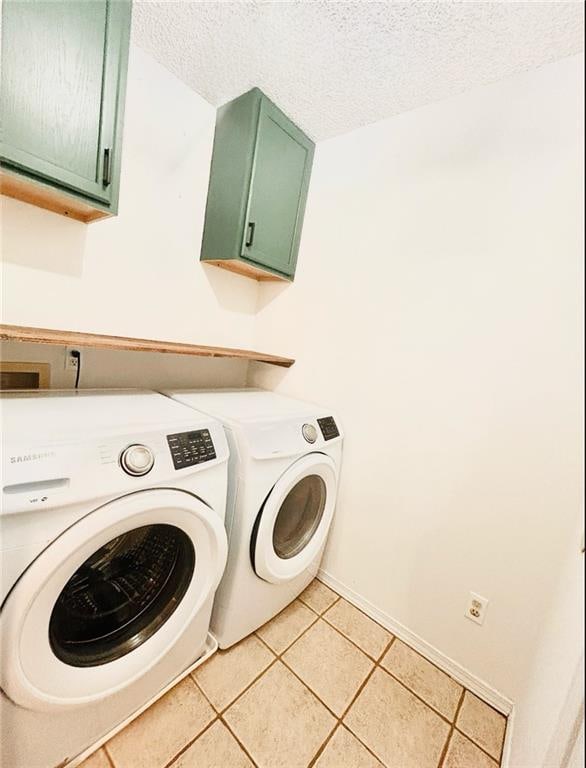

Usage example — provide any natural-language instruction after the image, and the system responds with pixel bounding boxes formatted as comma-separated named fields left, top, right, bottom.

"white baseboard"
left=317, top=568, right=515, bottom=722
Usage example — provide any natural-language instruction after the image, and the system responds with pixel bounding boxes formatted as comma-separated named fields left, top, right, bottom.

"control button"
left=120, top=444, right=155, bottom=476
left=302, top=423, right=318, bottom=443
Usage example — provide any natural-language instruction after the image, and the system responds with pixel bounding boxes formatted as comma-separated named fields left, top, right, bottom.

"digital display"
left=317, top=416, right=339, bottom=441
left=167, top=430, right=216, bottom=470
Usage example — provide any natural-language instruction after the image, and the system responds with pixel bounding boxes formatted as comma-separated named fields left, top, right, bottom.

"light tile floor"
left=81, top=580, right=507, bottom=768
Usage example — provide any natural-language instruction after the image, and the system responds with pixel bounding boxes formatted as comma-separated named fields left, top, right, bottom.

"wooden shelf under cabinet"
left=0, top=324, right=294, bottom=368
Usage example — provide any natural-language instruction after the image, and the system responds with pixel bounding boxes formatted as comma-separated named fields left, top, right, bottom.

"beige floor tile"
left=78, top=748, right=111, bottom=768
left=257, top=600, right=317, bottom=654
left=193, top=634, right=274, bottom=711
left=314, top=726, right=383, bottom=768
left=345, top=667, right=450, bottom=768
left=456, top=692, right=507, bottom=760
left=107, top=678, right=214, bottom=768
left=381, top=639, right=463, bottom=720
left=323, top=599, right=392, bottom=659
left=169, top=720, right=254, bottom=768
left=443, top=731, right=499, bottom=768
left=224, top=661, right=336, bottom=768
left=283, top=619, right=373, bottom=716
left=299, top=579, right=339, bottom=614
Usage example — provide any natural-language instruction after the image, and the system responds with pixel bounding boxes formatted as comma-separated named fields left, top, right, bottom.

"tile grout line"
left=320, top=611, right=392, bottom=663
left=186, top=590, right=337, bottom=726
left=195, top=655, right=279, bottom=717
left=298, top=595, right=474, bottom=728
left=102, top=744, right=116, bottom=768
left=306, top=722, right=342, bottom=768
left=209, top=594, right=343, bottom=768
left=253, top=617, right=366, bottom=765
left=300, top=609, right=460, bottom=729
left=218, top=713, right=261, bottom=768
left=319, top=594, right=507, bottom=763
left=160, top=715, right=219, bottom=768
left=382, top=629, right=470, bottom=691
left=452, top=725, right=503, bottom=765
left=340, top=635, right=396, bottom=721
left=499, top=729, right=507, bottom=765
left=298, top=592, right=341, bottom=617
left=321, top=575, right=513, bottom=714
left=256, top=608, right=320, bottom=655
left=132, top=581, right=339, bottom=768
left=251, top=609, right=465, bottom=767
left=380, top=665, right=457, bottom=727
left=156, top=659, right=275, bottom=768
left=103, top=581, right=504, bottom=768
left=437, top=686, right=467, bottom=768
left=307, top=633, right=398, bottom=767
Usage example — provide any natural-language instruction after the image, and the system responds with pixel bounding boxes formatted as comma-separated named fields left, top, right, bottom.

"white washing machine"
left=163, top=389, right=343, bottom=649
left=0, top=390, right=229, bottom=768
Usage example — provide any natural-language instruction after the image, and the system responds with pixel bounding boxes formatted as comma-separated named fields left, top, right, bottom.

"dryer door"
left=0, top=489, right=227, bottom=711
left=252, top=454, right=338, bottom=584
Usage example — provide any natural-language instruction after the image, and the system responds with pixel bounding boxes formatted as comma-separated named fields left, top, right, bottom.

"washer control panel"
left=317, top=416, right=340, bottom=441
left=167, top=430, right=216, bottom=470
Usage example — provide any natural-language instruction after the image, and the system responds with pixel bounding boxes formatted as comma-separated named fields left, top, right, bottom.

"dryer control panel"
left=317, top=416, right=340, bottom=441
left=167, top=430, right=216, bottom=470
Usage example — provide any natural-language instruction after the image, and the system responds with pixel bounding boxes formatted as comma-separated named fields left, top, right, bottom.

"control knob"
left=120, top=444, right=155, bottom=476
left=302, top=423, right=318, bottom=444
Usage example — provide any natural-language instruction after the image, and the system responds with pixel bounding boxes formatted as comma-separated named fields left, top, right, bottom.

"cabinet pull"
left=245, top=221, right=255, bottom=247
left=102, top=148, right=112, bottom=187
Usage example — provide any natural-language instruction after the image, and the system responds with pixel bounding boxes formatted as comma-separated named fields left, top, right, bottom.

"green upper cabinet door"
left=201, top=88, right=315, bottom=281
left=0, top=0, right=131, bottom=222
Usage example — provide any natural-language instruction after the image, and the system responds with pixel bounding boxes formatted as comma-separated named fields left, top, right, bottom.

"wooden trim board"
left=0, top=324, right=295, bottom=368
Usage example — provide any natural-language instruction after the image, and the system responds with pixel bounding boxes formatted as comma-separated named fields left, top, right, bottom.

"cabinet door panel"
left=1, top=0, right=110, bottom=201
left=243, top=100, right=313, bottom=276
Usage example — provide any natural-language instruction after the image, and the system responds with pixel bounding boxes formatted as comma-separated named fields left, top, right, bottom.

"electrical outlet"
left=64, top=348, right=80, bottom=371
left=466, top=592, right=489, bottom=626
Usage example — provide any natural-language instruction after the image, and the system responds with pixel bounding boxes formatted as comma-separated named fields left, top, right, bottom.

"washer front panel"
left=253, top=454, right=338, bottom=584
left=0, top=489, right=227, bottom=711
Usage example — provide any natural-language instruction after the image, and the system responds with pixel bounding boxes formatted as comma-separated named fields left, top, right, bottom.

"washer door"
left=253, top=454, right=338, bottom=584
left=0, top=489, right=227, bottom=711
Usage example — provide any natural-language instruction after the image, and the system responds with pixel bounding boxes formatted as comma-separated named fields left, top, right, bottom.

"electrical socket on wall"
left=64, top=348, right=80, bottom=371
left=466, top=592, right=489, bottom=626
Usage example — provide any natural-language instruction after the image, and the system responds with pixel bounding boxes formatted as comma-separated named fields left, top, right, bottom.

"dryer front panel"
left=252, top=454, right=338, bottom=584
left=0, top=489, right=227, bottom=711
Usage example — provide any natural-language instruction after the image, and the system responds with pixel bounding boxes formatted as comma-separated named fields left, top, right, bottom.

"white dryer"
left=163, top=389, right=343, bottom=649
left=0, top=390, right=228, bottom=768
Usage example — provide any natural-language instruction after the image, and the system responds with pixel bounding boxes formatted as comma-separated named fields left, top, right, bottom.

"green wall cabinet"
left=201, top=88, right=315, bottom=281
left=0, top=0, right=131, bottom=222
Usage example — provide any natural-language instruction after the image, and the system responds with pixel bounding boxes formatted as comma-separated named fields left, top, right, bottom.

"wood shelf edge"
left=1, top=170, right=111, bottom=223
left=0, top=324, right=294, bottom=369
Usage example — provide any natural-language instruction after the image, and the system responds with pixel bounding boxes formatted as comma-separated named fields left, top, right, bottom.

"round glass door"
left=272, top=475, right=327, bottom=559
left=49, top=524, right=195, bottom=667
left=253, top=454, right=338, bottom=585
left=0, top=488, right=227, bottom=711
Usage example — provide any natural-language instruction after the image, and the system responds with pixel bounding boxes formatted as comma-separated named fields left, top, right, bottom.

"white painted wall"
left=1, top=45, right=256, bottom=387
left=251, top=55, right=584, bottom=766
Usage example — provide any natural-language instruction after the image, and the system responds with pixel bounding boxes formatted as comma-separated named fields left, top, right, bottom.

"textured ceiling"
left=133, top=1, right=584, bottom=141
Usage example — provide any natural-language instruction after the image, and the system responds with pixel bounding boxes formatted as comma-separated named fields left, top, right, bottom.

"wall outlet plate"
left=466, top=592, right=489, bottom=625
left=64, top=348, right=80, bottom=371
